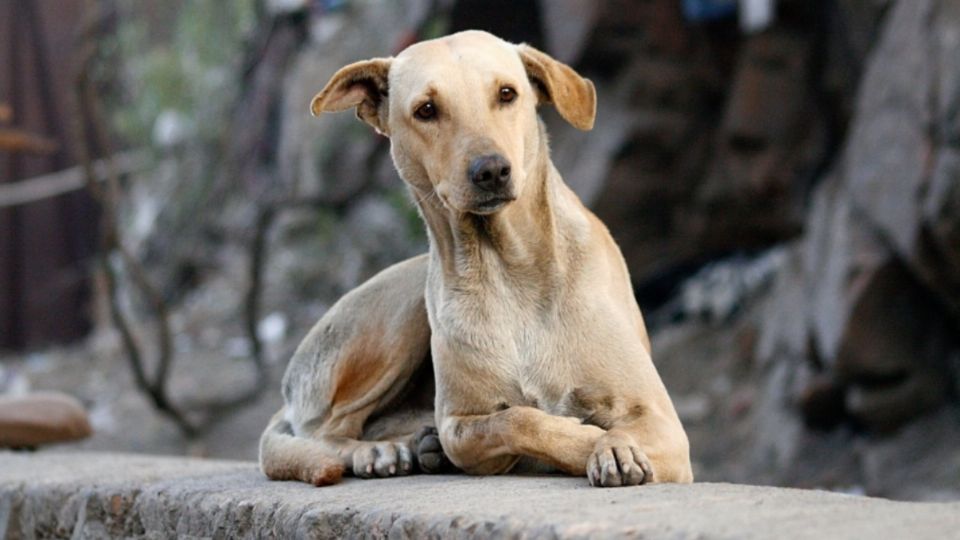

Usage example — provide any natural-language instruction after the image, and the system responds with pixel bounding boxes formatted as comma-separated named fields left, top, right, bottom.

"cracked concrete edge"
left=1, top=452, right=959, bottom=539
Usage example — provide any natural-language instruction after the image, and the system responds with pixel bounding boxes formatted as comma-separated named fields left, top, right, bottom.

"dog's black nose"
left=468, top=154, right=511, bottom=192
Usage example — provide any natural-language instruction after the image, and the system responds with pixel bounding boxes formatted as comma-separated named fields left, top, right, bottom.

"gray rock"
left=758, top=0, right=960, bottom=433
left=843, top=0, right=934, bottom=258
left=0, top=393, right=92, bottom=448
left=2, top=452, right=960, bottom=539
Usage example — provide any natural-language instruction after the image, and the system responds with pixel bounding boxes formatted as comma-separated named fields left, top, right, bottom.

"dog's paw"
left=413, top=425, right=452, bottom=474
left=587, top=441, right=653, bottom=487
left=352, top=441, right=414, bottom=478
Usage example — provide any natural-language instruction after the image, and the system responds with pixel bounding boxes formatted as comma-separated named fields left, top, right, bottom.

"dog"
left=259, top=30, right=693, bottom=487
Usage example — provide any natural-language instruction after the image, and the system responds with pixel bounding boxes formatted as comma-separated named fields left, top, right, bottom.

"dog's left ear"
left=310, top=57, right=392, bottom=135
left=516, top=44, right=596, bottom=131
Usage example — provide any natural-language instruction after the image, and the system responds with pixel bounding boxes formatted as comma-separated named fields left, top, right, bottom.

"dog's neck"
left=412, top=125, right=583, bottom=293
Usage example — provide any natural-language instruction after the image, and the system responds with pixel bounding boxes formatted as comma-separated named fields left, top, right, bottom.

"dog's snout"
left=468, top=154, right=512, bottom=192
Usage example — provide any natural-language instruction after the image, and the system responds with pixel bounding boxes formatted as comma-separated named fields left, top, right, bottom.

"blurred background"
left=1, top=0, right=958, bottom=501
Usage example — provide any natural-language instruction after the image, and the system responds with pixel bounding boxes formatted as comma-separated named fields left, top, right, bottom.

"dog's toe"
left=413, top=425, right=451, bottom=474
left=419, top=450, right=443, bottom=472
left=587, top=444, right=652, bottom=487
left=352, top=444, right=378, bottom=478
left=373, top=442, right=399, bottom=477
left=397, top=441, right=415, bottom=474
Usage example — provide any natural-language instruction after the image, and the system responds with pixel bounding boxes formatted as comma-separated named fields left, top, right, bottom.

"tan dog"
left=259, top=30, right=692, bottom=487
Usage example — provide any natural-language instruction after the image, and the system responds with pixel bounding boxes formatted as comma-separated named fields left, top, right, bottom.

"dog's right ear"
left=310, top=58, right=392, bottom=135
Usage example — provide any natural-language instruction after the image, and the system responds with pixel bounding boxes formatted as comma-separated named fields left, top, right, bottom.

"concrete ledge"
left=1, top=453, right=958, bottom=539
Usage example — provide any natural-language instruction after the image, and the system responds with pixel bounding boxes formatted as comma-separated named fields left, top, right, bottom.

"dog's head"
left=310, top=30, right=595, bottom=215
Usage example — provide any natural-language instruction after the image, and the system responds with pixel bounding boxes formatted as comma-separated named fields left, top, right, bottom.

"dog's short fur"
left=259, top=30, right=693, bottom=487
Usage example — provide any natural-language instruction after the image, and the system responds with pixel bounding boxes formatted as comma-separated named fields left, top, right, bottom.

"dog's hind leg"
left=259, top=409, right=345, bottom=485
left=259, top=255, right=436, bottom=484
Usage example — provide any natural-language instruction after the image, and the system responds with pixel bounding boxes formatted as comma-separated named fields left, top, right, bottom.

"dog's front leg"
left=438, top=406, right=605, bottom=476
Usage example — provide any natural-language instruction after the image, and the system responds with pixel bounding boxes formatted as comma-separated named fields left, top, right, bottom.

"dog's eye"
left=414, top=101, right=437, bottom=121
left=499, top=87, right=517, bottom=104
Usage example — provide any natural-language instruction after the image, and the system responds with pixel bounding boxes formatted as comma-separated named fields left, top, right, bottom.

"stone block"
left=2, top=453, right=959, bottom=538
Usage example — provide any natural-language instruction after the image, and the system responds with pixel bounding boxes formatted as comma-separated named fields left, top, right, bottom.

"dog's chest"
left=433, top=286, right=591, bottom=412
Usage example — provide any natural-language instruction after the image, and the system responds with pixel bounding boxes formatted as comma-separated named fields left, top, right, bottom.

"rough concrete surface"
left=1, top=453, right=959, bottom=539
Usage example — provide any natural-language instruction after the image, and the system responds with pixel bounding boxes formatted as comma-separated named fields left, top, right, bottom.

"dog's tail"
left=259, top=408, right=345, bottom=486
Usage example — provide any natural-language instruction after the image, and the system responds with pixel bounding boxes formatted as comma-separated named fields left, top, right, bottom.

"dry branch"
left=0, top=150, right=149, bottom=208
left=72, top=4, right=196, bottom=436
left=0, top=127, right=58, bottom=154
left=244, top=205, right=275, bottom=381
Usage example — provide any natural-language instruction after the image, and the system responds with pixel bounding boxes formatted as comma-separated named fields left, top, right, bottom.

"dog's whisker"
left=413, top=187, right=439, bottom=207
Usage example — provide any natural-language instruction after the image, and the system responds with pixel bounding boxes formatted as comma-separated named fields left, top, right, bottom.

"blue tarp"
left=682, top=0, right=737, bottom=22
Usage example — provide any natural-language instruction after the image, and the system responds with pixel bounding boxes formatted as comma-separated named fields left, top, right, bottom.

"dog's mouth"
left=469, top=195, right=516, bottom=215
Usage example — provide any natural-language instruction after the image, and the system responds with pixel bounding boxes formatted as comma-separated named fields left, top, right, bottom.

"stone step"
left=1, top=452, right=957, bottom=538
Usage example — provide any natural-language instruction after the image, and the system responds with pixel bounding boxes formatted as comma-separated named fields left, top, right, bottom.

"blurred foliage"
left=385, top=187, right=429, bottom=243
left=280, top=207, right=340, bottom=245
left=91, top=0, right=265, bottom=276
left=110, top=0, right=259, bottom=145
left=419, top=14, right=450, bottom=41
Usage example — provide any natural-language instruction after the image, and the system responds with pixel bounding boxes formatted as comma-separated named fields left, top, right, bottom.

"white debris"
left=0, top=365, right=30, bottom=396
left=152, top=110, right=195, bottom=148
left=257, top=312, right=288, bottom=345
left=88, top=400, right=117, bottom=434
left=739, top=0, right=776, bottom=33
left=264, top=0, right=308, bottom=16
left=679, top=247, right=787, bottom=323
